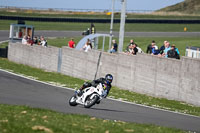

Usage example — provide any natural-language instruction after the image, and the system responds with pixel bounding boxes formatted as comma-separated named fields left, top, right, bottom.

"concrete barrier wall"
left=8, top=43, right=200, bottom=106
left=8, top=43, right=59, bottom=72
left=61, top=46, right=101, bottom=80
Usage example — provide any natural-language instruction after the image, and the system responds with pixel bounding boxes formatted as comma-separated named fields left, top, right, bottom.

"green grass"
left=158, top=0, right=200, bottom=14
left=47, top=37, right=200, bottom=56
left=0, top=41, right=9, bottom=48
left=0, top=104, right=185, bottom=133
left=1, top=20, right=200, bottom=32
left=0, top=57, right=200, bottom=117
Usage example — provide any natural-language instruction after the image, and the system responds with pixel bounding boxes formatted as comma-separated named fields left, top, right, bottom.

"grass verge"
left=0, top=57, right=200, bottom=116
left=0, top=41, right=9, bottom=48
left=1, top=20, right=200, bottom=32
left=0, top=104, right=185, bottom=133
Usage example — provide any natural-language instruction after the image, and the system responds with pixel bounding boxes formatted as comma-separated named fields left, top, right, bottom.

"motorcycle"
left=69, top=83, right=104, bottom=108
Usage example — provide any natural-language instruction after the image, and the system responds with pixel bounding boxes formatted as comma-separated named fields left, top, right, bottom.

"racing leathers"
left=78, top=78, right=112, bottom=98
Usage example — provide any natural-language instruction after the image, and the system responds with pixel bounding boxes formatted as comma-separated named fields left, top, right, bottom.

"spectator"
left=33, top=36, right=38, bottom=45
left=27, top=35, right=33, bottom=46
left=146, top=40, right=154, bottom=54
left=162, top=41, right=171, bottom=58
left=126, top=39, right=135, bottom=52
left=82, top=39, right=92, bottom=52
left=110, top=39, right=118, bottom=53
left=175, top=47, right=180, bottom=56
left=167, top=44, right=180, bottom=59
left=130, top=43, right=138, bottom=55
left=151, top=40, right=159, bottom=55
left=22, top=35, right=27, bottom=45
left=159, top=41, right=167, bottom=55
left=40, top=36, right=47, bottom=47
left=136, top=44, right=143, bottom=54
left=68, top=38, right=76, bottom=48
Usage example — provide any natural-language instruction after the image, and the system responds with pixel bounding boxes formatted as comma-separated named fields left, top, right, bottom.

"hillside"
left=157, top=0, right=200, bottom=14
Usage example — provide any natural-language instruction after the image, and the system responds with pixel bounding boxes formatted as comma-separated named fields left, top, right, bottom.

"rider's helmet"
left=105, top=74, right=113, bottom=84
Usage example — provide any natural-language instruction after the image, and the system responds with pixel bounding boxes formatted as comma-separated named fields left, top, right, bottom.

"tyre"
left=84, top=95, right=99, bottom=108
left=69, top=95, right=78, bottom=106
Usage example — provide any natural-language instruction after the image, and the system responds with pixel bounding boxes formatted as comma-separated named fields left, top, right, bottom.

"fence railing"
left=0, top=6, right=154, bottom=13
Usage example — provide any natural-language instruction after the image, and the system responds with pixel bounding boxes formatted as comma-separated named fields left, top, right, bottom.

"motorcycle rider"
left=76, top=74, right=113, bottom=98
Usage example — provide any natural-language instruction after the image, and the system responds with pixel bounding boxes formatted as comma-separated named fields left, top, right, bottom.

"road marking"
left=0, top=68, right=200, bottom=119
left=0, top=40, right=9, bottom=44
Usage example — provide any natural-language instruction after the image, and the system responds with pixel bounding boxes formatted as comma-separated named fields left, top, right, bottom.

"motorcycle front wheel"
left=84, top=95, right=99, bottom=108
left=69, top=95, right=78, bottom=106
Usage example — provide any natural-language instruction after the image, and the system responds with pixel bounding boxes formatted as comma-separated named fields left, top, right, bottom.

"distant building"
left=185, top=46, right=200, bottom=59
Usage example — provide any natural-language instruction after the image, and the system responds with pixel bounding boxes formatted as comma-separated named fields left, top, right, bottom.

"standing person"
left=82, top=39, right=92, bottom=52
left=68, top=38, right=76, bottom=48
left=40, top=36, right=47, bottom=47
left=162, top=41, right=171, bottom=58
left=22, top=35, right=27, bottom=45
left=151, top=40, right=159, bottom=55
left=110, top=39, right=118, bottom=53
left=167, top=44, right=180, bottom=59
left=159, top=41, right=167, bottom=55
left=146, top=40, right=156, bottom=54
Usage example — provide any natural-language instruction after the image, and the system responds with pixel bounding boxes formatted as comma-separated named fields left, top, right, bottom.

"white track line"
left=0, top=68, right=199, bottom=119
left=0, top=40, right=9, bottom=44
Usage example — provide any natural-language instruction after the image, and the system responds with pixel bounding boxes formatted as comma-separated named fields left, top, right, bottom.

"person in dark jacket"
left=146, top=40, right=156, bottom=54
left=126, top=39, right=135, bottom=52
left=159, top=41, right=168, bottom=55
left=76, top=74, right=113, bottom=98
left=167, top=44, right=180, bottom=59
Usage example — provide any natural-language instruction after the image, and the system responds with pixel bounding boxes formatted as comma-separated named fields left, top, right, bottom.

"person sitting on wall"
left=40, top=36, right=47, bottom=47
left=110, top=39, right=118, bottom=53
left=68, top=38, right=76, bottom=48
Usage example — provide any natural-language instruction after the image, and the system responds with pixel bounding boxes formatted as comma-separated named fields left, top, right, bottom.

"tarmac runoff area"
left=0, top=69, right=200, bottom=132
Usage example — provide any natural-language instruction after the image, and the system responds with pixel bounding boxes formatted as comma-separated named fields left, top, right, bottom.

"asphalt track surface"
left=0, top=70, right=200, bottom=132
left=1, top=30, right=200, bottom=42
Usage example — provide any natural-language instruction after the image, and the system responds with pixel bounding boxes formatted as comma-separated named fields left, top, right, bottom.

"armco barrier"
left=8, top=43, right=200, bottom=106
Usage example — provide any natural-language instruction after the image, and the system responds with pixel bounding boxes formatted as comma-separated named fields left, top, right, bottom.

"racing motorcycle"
left=69, top=83, right=104, bottom=108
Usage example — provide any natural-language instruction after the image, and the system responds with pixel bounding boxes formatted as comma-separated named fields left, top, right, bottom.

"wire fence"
left=0, top=6, right=154, bottom=13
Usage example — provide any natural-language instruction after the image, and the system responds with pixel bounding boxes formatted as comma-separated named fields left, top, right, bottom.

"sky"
left=0, top=0, right=184, bottom=11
